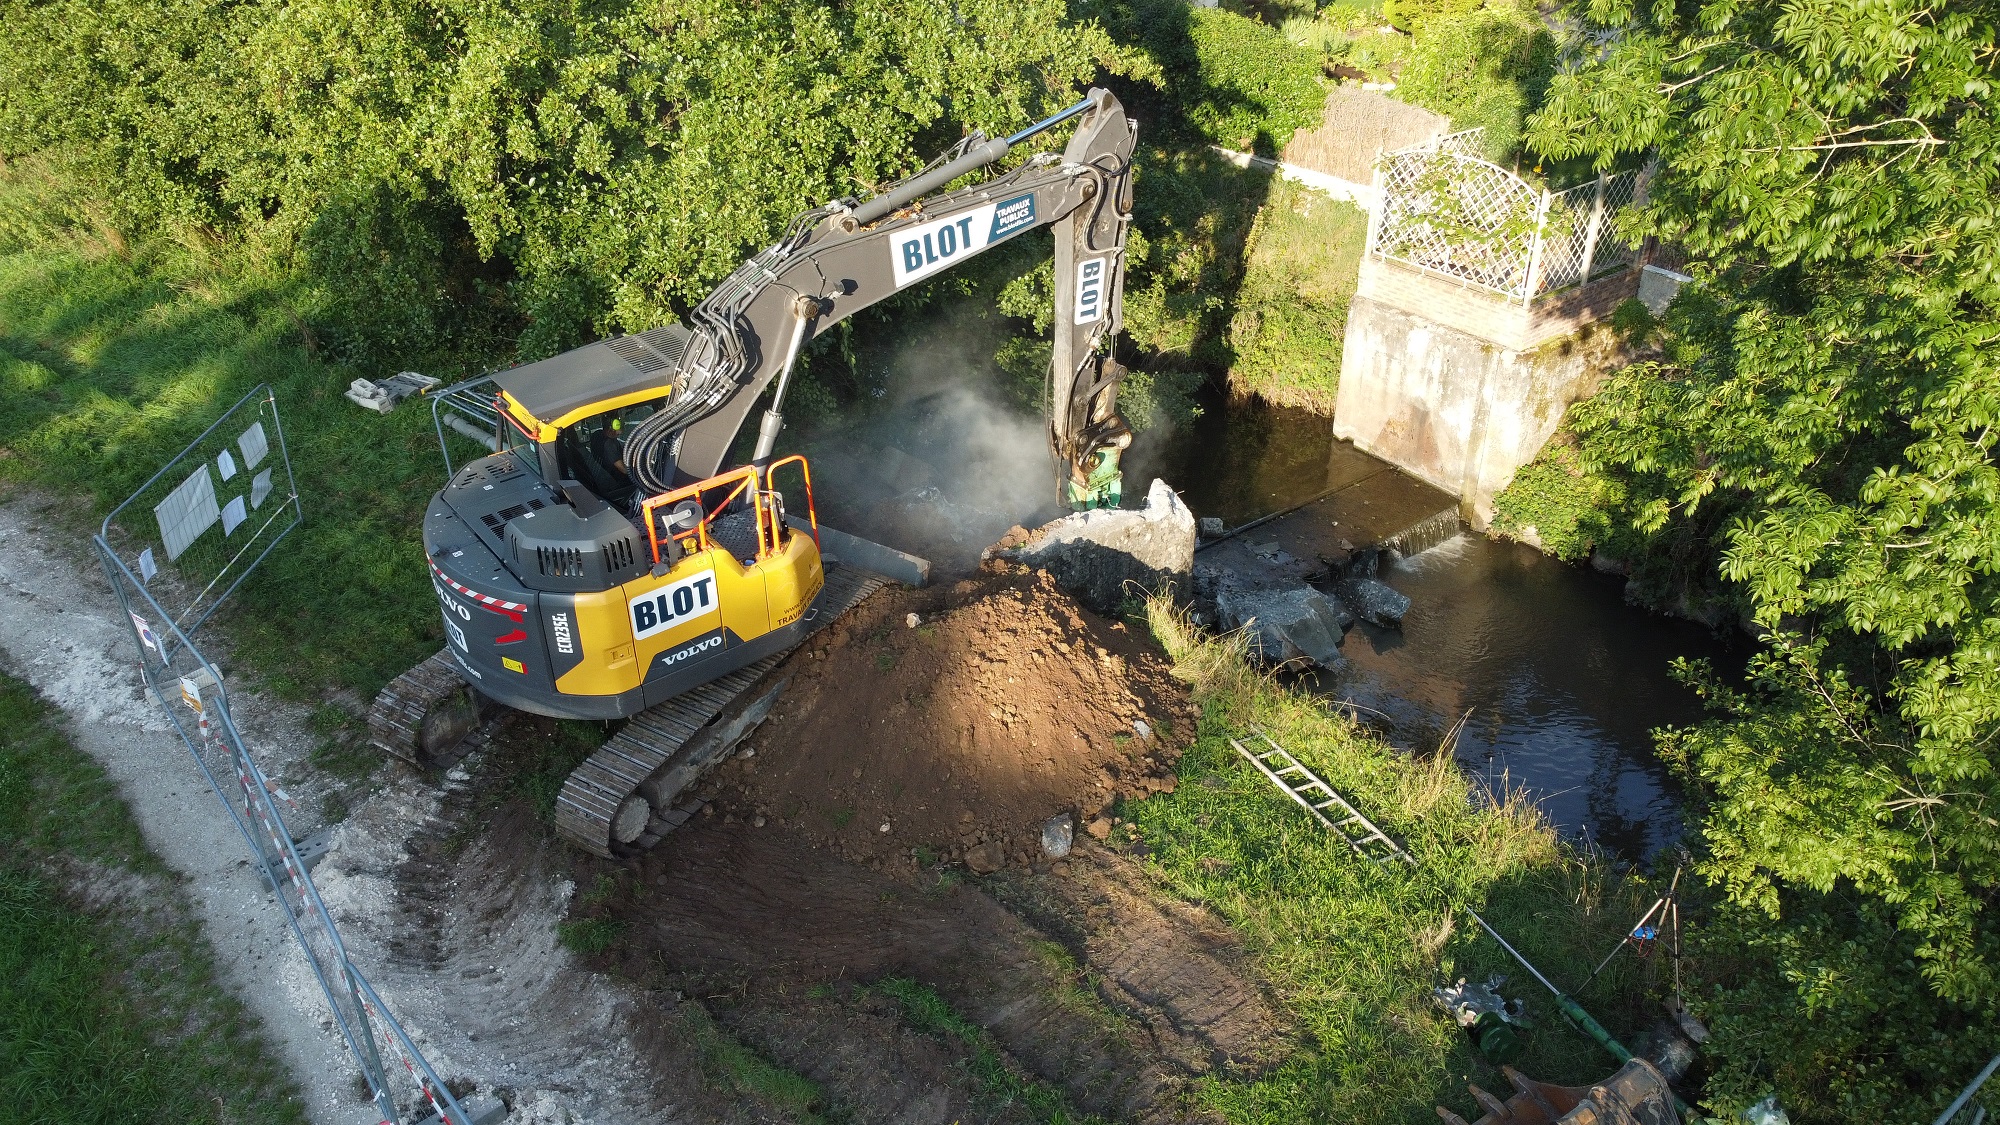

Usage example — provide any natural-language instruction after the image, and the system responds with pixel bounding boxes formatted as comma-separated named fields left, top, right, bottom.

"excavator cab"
left=418, top=325, right=828, bottom=722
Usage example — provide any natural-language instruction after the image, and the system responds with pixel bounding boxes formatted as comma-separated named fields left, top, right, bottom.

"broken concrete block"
left=1198, top=516, right=1225, bottom=538
left=1342, top=577, right=1411, bottom=628
left=1041, top=813, right=1075, bottom=859
left=997, top=478, right=1196, bottom=613
left=1216, top=583, right=1350, bottom=670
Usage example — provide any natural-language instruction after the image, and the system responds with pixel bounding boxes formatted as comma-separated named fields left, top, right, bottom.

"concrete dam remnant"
left=1335, top=130, right=1678, bottom=525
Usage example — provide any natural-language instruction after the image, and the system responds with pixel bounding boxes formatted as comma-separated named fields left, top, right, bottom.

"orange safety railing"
left=638, top=457, right=819, bottom=568
left=765, top=454, right=820, bottom=551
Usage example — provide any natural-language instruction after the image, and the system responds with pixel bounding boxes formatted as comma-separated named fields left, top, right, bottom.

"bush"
left=1224, top=177, right=1369, bottom=411
left=1086, top=0, right=1327, bottom=153
left=1382, top=0, right=1481, bottom=35
left=1184, top=7, right=1328, bottom=153
left=0, top=0, right=1125, bottom=367
left=1396, top=0, right=1555, bottom=160
left=1680, top=862, right=2000, bottom=1121
left=1280, top=6, right=1412, bottom=83
left=1489, top=435, right=1620, bottom=561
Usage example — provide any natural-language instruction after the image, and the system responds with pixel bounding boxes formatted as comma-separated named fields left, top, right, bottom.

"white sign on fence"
left=154, top=466, right=220, bottom=561
left=238, top=421, right=269, bottom=469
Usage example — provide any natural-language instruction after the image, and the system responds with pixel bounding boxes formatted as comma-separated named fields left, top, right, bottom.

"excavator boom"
left=517, top=87, right=1139, bottom=508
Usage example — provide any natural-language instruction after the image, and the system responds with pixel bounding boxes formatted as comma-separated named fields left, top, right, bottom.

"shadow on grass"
left=0, top=240, right=456, bottom=701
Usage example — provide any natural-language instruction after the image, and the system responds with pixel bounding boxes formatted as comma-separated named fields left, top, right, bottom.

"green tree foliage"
left=1382, top=0, right=1481, bottom=36
left=0, top=0, right=1127, bottom=363
left=1082, top=0, right=1327, bottom=154
left=1528, top=0, right=2000, bottom=1112
left=1178, top=6, right=1327, bottom=153
left=1396, top=0, right=1555, bottom=160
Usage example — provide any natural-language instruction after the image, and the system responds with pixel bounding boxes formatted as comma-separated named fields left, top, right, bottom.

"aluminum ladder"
left=1228, top=728, right=1416, bottom=867
left=1230, top=725, right=1646, bottom=1071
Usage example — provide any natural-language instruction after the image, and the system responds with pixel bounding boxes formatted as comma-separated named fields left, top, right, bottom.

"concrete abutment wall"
left=1333, top=258, right=1635, bottom=525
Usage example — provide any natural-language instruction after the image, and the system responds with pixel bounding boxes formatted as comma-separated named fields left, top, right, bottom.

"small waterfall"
left=1383, top=507, right=1462, bottom=558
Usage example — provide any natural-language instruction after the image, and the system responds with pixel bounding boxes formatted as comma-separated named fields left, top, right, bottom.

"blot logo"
left=549, top=610, right=574, bottom=655
left=1074, top=256, right=1108, bottom=324
left=629, top=569, right=719, bottom=640
left=890, top=193, right=1037, bottom=288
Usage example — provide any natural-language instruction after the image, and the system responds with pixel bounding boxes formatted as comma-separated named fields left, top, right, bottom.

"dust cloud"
left=796, top=322, right=1067, bottom=573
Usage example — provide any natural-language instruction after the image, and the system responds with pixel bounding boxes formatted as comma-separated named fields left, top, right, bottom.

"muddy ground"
left=8, top=478, right=1298, bottom=1124
left=397, top=566, right=1296, bottom=1122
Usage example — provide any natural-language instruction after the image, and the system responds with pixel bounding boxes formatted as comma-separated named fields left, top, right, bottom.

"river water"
left=1129, top=392, right=1739, bottom=858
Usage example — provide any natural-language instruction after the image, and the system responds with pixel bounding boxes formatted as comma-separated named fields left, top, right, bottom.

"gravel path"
left=0, top=485, right=678, bottom=1125
left=0, top=488, right=374, bottom=1124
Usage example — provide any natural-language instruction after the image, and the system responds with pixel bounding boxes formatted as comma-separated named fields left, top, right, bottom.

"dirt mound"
left=699, top=566, right=1199, bottom=871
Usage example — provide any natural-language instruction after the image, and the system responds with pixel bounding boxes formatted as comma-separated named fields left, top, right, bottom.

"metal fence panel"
left=99, top=384, right=301, bottom=639
left=92, top=386, right=475, bottom=1125
left=1367, top=128, right=1642, bottom=306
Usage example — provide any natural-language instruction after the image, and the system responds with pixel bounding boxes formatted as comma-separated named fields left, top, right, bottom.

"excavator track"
left=554, top=563, right=887, bottom=857
left=365, top=563, right=887, bottom=856
left=369, top=650, right=492, bottom=770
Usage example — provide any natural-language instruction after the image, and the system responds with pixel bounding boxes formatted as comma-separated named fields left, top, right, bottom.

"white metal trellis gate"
left=91, top=384, right=477, bottom=1125
left=1366, top=128, right=1642, bottom=305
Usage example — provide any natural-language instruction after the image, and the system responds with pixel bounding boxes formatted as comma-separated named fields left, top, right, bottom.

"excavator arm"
left=620, top=87, right=1139, bottom=509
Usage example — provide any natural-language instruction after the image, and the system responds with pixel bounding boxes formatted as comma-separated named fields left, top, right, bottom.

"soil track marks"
left=590, top=821, right=1189, bottom=1121
left=383, top=569, right=1287, bottom=1123
left=988, top=847, right=1293, bottom=1077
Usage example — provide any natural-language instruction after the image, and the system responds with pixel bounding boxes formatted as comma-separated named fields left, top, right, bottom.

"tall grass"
left=1137, top=600, right=1670, bottom=1124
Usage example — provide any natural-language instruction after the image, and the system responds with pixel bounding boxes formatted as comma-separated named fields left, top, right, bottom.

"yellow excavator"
left=357, top=89, right=1138, bottom=855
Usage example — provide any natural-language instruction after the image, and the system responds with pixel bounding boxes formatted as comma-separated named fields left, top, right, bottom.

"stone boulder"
left=1216, top=582, right=1351, bottom=670
left=1341, top=577, right=1411, bottom=628
left=995, top=479, right=1196, bottom=613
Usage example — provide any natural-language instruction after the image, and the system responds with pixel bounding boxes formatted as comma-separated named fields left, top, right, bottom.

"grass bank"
left=0, top=672, right=304, bottom=1124
left=1135, top=600, right=1669, bottom=1125
left=1222, top=177, right=1367, bottom=412
left=0, top=161, right=472, bottom=705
